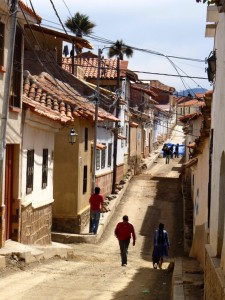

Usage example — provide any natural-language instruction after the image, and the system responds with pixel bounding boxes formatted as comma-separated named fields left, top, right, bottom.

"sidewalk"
left=0, top=147, right=162, bottom=267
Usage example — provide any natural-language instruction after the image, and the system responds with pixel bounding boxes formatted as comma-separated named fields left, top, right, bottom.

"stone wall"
left=205, top=244, right=225, bottom=300
left=21, top=203, right=52, bottom=245
left=95, top=171, right=113, bottom=196
left=53, top=207, right=90, bottom=234
left=116, top=164, right=124, bottom=184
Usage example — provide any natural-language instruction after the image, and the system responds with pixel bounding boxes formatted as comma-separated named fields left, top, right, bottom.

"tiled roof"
left=179, top=112, right=202, bottom=122
left=62, top=57, right=128, bottom=79
left=19, top=1, right=42, bottom=23
left=154, top=104, right=171, bottom=112
left=150, top=80, right=175, bottom=93
left=23, top=72, right=119, bottom=124
left=177, top=100, right=205, bottom=107
left=131, top=84, right=159, bottom=100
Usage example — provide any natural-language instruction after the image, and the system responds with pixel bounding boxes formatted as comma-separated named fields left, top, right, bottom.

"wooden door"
left=5, top=145, right=13, bottom=240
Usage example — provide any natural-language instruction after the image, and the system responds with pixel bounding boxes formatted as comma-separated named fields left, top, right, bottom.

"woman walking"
left=152, top=223, right=170, bottom=269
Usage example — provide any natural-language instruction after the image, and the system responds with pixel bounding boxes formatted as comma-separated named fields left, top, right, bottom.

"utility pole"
left=89, top=48, right=101, bottom=233
left=0, top=0, right=18, bottom=199
left=112, top=56, right=120, bottom=194
left=91, top=48, right=101, bottom=193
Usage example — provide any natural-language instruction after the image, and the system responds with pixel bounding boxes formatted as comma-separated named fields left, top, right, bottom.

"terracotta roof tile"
left=177, top=100, right=205, bottom=107
left=23, top=72, right=119, bottom=124
left=19, top=1, right=42, bottom=23
left=62, top=57, right=128, bottom=79
left=179, top=112, right=202, bottom=122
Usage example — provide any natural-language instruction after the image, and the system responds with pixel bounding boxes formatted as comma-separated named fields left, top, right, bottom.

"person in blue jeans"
left=89, top=187, right=104, bottom=234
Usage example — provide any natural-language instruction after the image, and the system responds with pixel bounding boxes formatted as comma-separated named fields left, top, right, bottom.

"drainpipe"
left=0, top=0, right=18, bottom=200
left=112, top=57, right=120, bottom=194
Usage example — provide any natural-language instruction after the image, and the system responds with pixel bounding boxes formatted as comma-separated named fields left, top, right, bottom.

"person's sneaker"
left=121, top=264, right=127, bottom=267
left=153, top=263, right=157, bottom=269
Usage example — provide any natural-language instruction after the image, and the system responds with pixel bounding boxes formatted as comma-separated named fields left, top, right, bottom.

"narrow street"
left=0, top=146, right=185, bottom=300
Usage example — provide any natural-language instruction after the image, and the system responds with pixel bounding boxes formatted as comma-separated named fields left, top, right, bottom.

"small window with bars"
left=96, top=149, right=100, bottom=170
left=125, top=125, right=128, bottom=146
left=83, top=165, right=87, bottom=194
left=101, top=144, right=106, bottom=169
left=84, top=128, right=88, bottom=151
left=42, top=149, right=48, bottom=189
left=0, top=22, right=4, bottom=66
left=108, top=143, right=112, bottom=167
left=26, top=150, right=34, bottom=194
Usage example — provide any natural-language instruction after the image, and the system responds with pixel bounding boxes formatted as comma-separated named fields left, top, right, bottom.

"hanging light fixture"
left=69, top=128, right=78, bottom=145
left=206, top=51, right=216, bottom=83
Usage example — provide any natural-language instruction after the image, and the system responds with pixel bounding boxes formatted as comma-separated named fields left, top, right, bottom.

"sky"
left=25, top=0, right=214, bottom=92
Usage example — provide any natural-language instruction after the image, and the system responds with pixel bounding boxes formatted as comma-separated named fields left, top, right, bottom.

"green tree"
left=108, top=40, right=133, bottom=60
left=65, top=12, right=96, bottom=38
left=65, top=12, right=96, bottom=55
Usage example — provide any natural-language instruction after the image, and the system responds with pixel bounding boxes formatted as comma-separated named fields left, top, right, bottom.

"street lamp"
left=69, top=128, right=78, bottom=145
left=206, top=51, right=216, bottom=83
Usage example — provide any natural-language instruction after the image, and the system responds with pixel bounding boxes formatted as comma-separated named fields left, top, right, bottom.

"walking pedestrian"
left=115, top=215, right=136, bottom=266
left=174, top=143, right=179, bottom=158
left=170, top=144, right=174, bottom=159
left=152, top=223, right=170, bottom=269
left=165, top=147, right=171, bottom=164
left=89, top=187, right=104, bottom=234
left=162, top=144, right=167, bottom=158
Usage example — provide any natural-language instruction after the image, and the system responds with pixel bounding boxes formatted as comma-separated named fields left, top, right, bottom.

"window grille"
left=26, top=149, right=34, bottom=194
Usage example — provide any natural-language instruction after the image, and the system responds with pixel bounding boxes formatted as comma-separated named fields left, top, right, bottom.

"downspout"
left=0, top=0, right=18, bottom=200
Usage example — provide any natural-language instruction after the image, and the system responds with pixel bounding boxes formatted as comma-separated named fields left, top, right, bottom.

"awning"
left=129, top=121, right=138, bottom=128
left=187, top=142, right=196, bottom=149
left=91, top=142, right=107, bottom=150
left=183, top=157, right=198, bottom=168
left=117, top=134, right=127, bottom=140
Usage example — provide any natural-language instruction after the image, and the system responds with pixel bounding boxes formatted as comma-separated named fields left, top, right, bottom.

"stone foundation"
left=205, top=244, right=225, bottom=299
left=96, top=171, right=113, bottom=196
left=21, top=203, right=52, bottom=245
left=52, top=207, right=90, bottom=234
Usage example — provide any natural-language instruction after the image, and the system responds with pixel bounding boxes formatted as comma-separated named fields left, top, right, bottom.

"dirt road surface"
left=0, top=155, right=184, bottom=300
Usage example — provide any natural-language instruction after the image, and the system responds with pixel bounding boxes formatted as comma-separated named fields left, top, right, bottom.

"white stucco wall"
left=21, top=111, right=59, bottom=209
left=209, top=12, right=225, bottom=255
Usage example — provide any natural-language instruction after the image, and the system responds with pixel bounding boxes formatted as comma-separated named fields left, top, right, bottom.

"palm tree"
left=108, top=39, right=133, bottom=60
left=65, top=12, right=96, bottom=55
left=65, top=12, right=96, bottom=38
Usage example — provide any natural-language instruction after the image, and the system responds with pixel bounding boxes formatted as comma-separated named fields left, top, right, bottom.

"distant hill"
left=174, top=88, right=207, bottom=97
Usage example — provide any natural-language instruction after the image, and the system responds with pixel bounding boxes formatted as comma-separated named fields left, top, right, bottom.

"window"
left=108, top=143, right=112, bottom=167
left=0, top=22, right=4, bottom=66
left=42, top=149, right=48, bottom=189
left=125, top=125, right=128, bottom=146
left=83, top=165, right=87, bottom=194
left=101, top=144, right=106, bottom=169
left=26, top=150, right=34, bottom=194
left=84, top=128, right=88, bottom=151
left=96, top=150, right=100, bottom=170
left=10, top=27, right=22, bottom=108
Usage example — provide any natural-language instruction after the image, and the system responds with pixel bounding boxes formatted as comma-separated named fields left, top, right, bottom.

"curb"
left=51, top=175, right=132, bottom=244
left=171, top=257, right=185, bottom=300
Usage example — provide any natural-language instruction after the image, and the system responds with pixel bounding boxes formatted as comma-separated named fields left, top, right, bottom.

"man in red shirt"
left=115, top=215, right=136, bottom=266
left=89, top=187, right=104, bottom=234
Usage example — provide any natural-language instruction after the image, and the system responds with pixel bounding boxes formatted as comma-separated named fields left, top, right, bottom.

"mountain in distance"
left=174, top=88, right=207, bottom=97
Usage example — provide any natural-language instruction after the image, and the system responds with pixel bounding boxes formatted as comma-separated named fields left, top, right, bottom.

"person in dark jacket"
left=115, top=215, right=136, bottom=266
left=152, top=223, right=170, bottom=269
